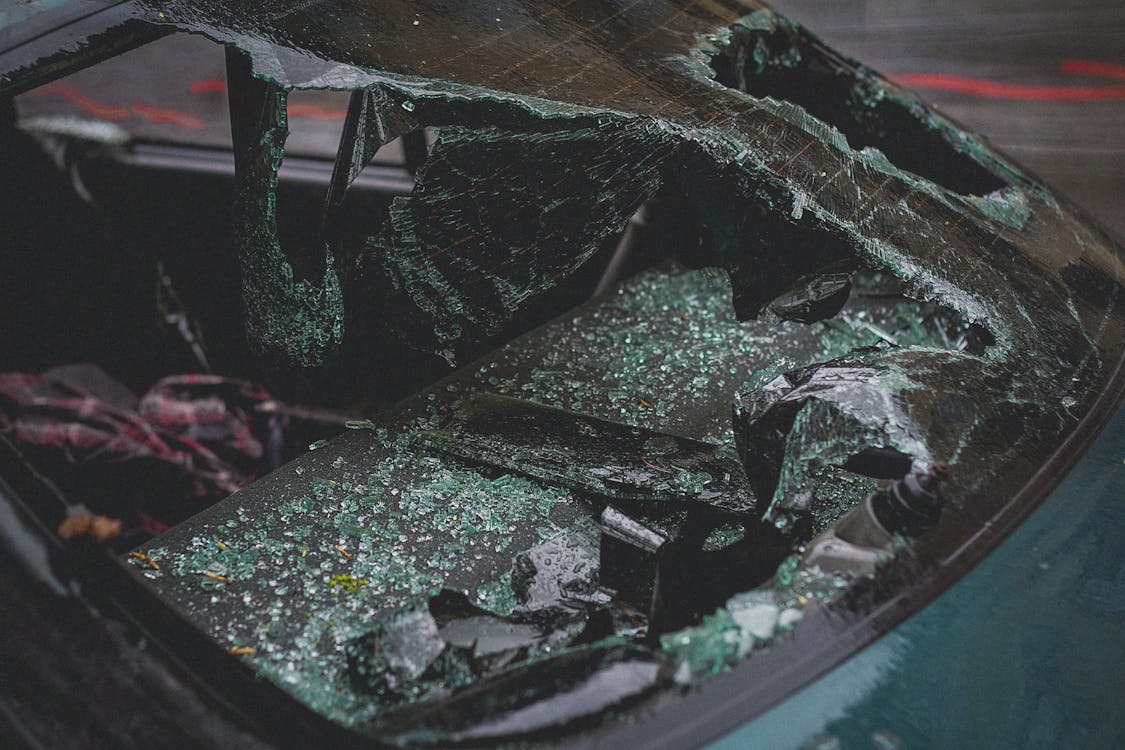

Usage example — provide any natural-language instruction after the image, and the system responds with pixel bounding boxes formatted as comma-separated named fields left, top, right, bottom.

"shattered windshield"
left=2, top=0, right=1123, bottom=746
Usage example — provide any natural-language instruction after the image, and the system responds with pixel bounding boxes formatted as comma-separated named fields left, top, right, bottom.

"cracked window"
left=1, top=1, right=1123, bottom=747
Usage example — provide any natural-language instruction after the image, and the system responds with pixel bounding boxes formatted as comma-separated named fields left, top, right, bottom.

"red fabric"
left=0, top=370, right=281, bottom=497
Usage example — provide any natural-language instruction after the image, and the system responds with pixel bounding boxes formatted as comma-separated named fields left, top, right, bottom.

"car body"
left=1, top=2, right=1122, bottom=748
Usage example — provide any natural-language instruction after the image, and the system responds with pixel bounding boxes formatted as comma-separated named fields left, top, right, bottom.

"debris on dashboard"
left=119, top=241, right=1117, bottom=739
left=0, top=365, right=279, bottom=496
left=56, top=509, right=123, bottom=542
left=0, top=364, right=340, bottom=536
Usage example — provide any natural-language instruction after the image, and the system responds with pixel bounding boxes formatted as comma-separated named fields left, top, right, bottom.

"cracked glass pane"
left=5, top=0, right=1115, bottom=745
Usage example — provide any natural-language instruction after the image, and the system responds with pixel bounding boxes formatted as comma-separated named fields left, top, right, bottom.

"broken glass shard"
left=510, top=527, right=606, bottom=612
left=418, top=392, right=755, bottom=517
left=598, top=506, right=667, bottom=616
left=347, top=587, right=609, bottom=706
left=767, top=269, right=854, bottom=324
left=372, top=642, right=667, bottom=745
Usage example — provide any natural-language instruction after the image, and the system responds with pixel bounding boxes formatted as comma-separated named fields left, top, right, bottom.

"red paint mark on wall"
left=130, top=103, right=205, bottom=130
left=33, top=76, right=355, bottom=130
left=892, top=73, right=1125, bottom=101
left=1059, top=59, right=1125, bottom=82
left=187, top=79, right=347, bottom=120
left=189, top=78, right=228, bottom=93
left=31, top=83, right=131, bottom=119
left=31, top=82, right=204, bottom=129
left=287, top=102, right=348, bottom=120
left=187, top=78, right=347, bottom=120
left=892, top=58, right=1125, bottom=101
